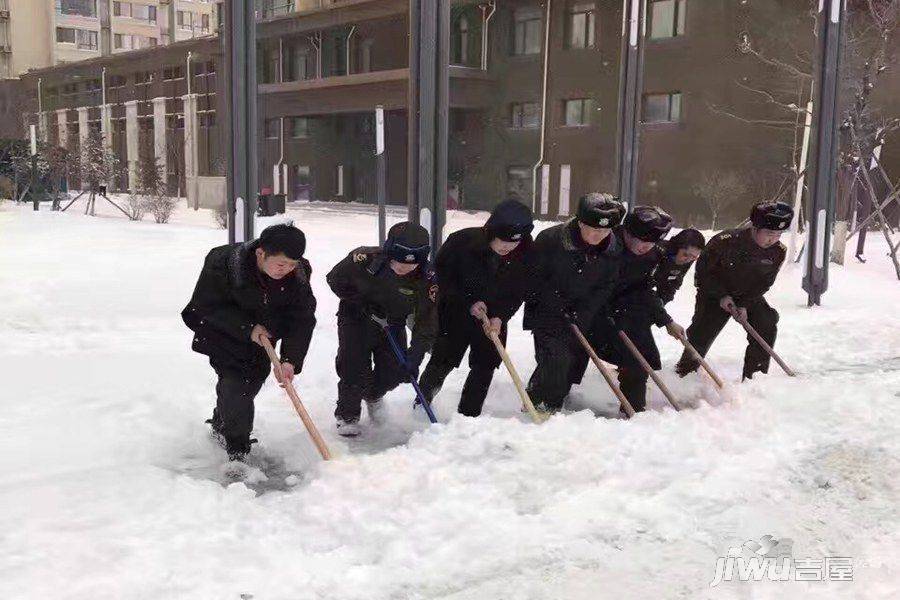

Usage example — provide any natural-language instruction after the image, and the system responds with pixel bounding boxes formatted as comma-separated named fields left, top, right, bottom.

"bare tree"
left=709, top=0, right=900, bottom=224
left=691, top=170, right=750, bottom=230
left=61, top=131, right=128, bottom=217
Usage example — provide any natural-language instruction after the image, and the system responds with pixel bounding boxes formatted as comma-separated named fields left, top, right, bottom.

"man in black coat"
left=590, top=206, right=685, bottom=413
left=654, top=228, right=706, bottom=305
left=326, top=222, right=438, bottom=436
left=524, top=193, right=625, bottom=413
left=182, top=224, right=317, bottom=460
left=418, top=199, right=537, bottom=417
left=675, top=201, right=793, bottom=380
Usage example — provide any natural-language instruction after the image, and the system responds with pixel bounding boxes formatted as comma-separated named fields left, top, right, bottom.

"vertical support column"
left=100, top=104, right=113, bottom=153
left=124, top=100, right=139, bottom=192
left=407, top=0, right=450, bottom=253
left=77, top=107, right=90, bottom=188
left=615, top=0, right=647, bottom=209
left=376, top=105, right=387, bottom=245
left=56, top=109, right=69, bottom=149
left=803, top=0, right=845, bottom=306
left=76, top=107, right=89, bottom=146
left=224, top=0, right=258, bottom=243
left=152, top=97, right=168, bottom=185
left=182, top=93, right=200, bottom=209
left=38, top=112, right=49, bottom=143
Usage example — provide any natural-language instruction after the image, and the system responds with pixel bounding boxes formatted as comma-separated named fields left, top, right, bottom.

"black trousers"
left=678, top=295, right=779, bottom=378
left=335, top=317, right=408, bottom=421
left=589, top=314, right=660, bottom=413
left=210, top=358, right=268, bottom=443
left=526, top=327, right=590, bottom=410
left=418, top=308, right=505, bottom=417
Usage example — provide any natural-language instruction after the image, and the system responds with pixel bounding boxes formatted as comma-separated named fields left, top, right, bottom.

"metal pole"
left=615, top=0, right=646, bottom=210
left=376, top=105, right=387, bottom=245
left=30, top=125, right=38, bottom=211
left=407, top=0, right=449, bottom=254
left=802, top=0, right=845, bottom=306
left=224, top=0, right=257, bottom=244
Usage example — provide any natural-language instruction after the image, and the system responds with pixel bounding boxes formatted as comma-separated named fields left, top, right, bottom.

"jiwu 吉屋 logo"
left=710, top=535, right=852, bottom=587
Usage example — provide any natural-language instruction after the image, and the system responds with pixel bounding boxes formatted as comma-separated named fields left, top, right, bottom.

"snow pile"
left=0, top=202, right=897, bottom=599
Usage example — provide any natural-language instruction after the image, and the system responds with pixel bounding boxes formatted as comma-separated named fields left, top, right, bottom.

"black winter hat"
left=750, top=201, right=794, bottom=231
left=258, top=223, right=306, bottom=259
left=485, top=199, right=534, bottom=242
left=576, top=193, right=626, bottom=229
left=384, top=221, right=431, bottom=264
left=668, top=228, right=706, bottom=251
left=624, top=206, right=673, bottom=242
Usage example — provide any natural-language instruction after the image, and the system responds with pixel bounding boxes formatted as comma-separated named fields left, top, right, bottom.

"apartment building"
left=0, top=0, right=219, bottom=79
left=14, top=0, right=900, bottom=226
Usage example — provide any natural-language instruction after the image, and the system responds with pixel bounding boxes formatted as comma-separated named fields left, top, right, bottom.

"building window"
left=177, top=10, right=194, bottom=30
left=285, top=46, right=309, bottom=81
left=200, top=14, right=210, bottom=32
left=642, top=92, right=682, bottom=123
left=134, top=70, right=153, bottom=85
left=358, top=39, right=374, bottom=73
left=262, top=47, right=281, bottom=83
left=163, top=66, right=184, bottom=80
left=288, top=117, right=309, bottom=138
left=451, top=15, right=470, bottom=66
left=56, top=27, right=77, bottom=44
left=264, top=119, right=280, bottom=139
left=108, top=74, right=126, bottom=88
left=512, top=8, right=542, bottom=56
left=510, top=102, right=540, bottom=129
left=115, top=34, right=156, bottom=50
left=199, top=112, right=216, bottom=127
left=134, top=3, right=156, bottom=22
left=649, top=0, right=686, bottom=39
left=76, top=29, right=98, bottom=50
left=55, top=27, right=96, bottom=50
left=113, top=2, right=132, bottom=17
left=330, top=35, right=347, bottom=76
left=506, top=166, right=533, bottom=201
left=57, top=0, right=97, bottom=18
left=564, top=98, right=594, bottom=127
left=567, top=3, right=596, bottom=49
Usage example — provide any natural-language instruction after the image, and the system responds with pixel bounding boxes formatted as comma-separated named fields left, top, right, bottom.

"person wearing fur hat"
left=417, top=199, right=537, bottom=417
left=589, top=206, right=686, bottom=413
left=182, top=224, right=317, bottom=461
left=654, top=228, right=706, bottom=305
left=326, top=222, right=438, bottom=436
left=675, top=201, right=793, bottom=381
left=524, top=193, right=625, bottom=413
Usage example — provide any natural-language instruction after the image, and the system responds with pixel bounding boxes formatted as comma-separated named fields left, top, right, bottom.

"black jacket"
left=695, top=227, right=786, bottom=306
left=433, top=227, right=537, bottom=322
left=524, top=219, right=620, bottom=331
left=326, top=247, right=438, bottom=361
left=608, top=227, right=672, bottom=327
left=181, top=241, right=317, bottom=372
left=652, top=242, right=692, bottom=305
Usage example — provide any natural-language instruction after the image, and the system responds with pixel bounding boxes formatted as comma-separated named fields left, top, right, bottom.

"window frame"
left=648, top=0, right=687, bottom=40
left=511, top=8, right=543, bottom=56
left=641, top=92, right=683, bottom=124
left=566, top=2, right=597, bottom=49
left=563, top=98, right=594, bottom=127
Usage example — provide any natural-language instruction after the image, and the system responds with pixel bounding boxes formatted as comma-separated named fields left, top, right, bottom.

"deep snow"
left=0, top=200, right=898, bottom=600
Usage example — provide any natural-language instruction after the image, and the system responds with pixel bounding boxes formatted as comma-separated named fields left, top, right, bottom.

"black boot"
left=225, top=435, right=254, bottom=461
left=206, top=409, right=225, bottom=442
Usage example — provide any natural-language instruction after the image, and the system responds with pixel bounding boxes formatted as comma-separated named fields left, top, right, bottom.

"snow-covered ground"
left=1, top=199, right=898, bottom=600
